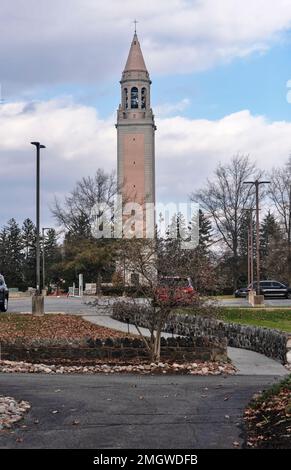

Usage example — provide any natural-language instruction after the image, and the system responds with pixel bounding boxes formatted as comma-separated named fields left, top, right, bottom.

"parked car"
left=0, top=274, right=9, bottom=312
left=156, top=276, right=197, bottom=304
left=234, top=287, right=249, bottom=298
left=234, top=280, right=291, bottom=299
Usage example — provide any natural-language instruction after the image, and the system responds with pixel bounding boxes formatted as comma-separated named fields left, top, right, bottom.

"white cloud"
left=156, top=110, right=291, bottom=200
left=155, top=98, right=190, bottom=117
left=0, top=98, right=116, bottom=166
left=1, top=0, right=291, bottom=94
left=1, top=98, right=291, bottom=225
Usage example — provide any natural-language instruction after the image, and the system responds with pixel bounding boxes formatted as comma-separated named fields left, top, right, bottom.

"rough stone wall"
left=111, top=310, right=291, bottom=364
left=0, top=335, right=227, bottom=363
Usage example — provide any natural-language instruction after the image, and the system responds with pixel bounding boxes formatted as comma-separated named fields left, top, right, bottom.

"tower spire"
left=123, top=28, right=147, bottom=73
left=133, top=19, right=138, bottom=34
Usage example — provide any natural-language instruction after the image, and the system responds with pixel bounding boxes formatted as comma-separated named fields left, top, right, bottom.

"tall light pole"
left=31, top=142, right=46, bottom=314
left=42, top=227, right=51, bottom=291
left=244, top=180, right=270, bottom=295
left=249, top=218, right=254, bottom=287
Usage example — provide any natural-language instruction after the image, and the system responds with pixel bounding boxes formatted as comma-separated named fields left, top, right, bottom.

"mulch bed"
left=244, top=375, right=291, bottom=448
left=0, top=314, right=133, bottom=341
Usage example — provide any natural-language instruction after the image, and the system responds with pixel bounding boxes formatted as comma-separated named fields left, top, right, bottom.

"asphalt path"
left=1, top=297, right=289, bottom=449
left=0, top=373, right=282, bottom=449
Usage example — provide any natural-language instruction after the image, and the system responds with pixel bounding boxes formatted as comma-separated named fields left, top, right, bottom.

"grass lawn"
left=174, top=307, right=291, bottom=332
left=0, top=313, right=132, bottom=341
left=218, top=308, right=291, bottom=332
left=207, top=295, right=234, bottom=300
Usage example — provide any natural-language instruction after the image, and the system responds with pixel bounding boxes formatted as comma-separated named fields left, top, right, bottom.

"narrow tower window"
left=141, top=87, right=146, bottom=109
left=124, top=88, right=128, bottom=109
left=131, top=87, right=138, bottom=109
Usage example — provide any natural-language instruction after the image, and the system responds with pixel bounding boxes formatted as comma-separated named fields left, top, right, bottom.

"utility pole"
left=249, top=216, right=254, bottom=287
left=243, top=208, right=254, bottom=287
left=244, top=180, right=270, bottom=295
left=31, top=142, right=46, bottom=314
left=247, top=210, right=254, bottom=287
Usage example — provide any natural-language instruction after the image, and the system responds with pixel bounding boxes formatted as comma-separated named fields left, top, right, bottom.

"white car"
left=0, top=274, right=9, bottom=312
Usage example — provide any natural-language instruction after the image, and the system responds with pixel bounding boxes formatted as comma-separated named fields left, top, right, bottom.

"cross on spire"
left=133, top=19, right=138, bottom=34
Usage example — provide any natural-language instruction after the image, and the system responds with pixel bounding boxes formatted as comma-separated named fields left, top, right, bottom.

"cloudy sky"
left=1, top=0, right=291, bottom=228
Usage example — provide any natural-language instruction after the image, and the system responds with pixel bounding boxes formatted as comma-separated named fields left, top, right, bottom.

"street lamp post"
left=31, top=142, right=46, bottom=314
left=42, top=227, right=51, bottom=292
left=244, top=180, right=270, bottom=296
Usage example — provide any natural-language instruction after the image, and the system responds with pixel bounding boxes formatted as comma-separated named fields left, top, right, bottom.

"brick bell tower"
left=116, top=29, right=156, bottom=238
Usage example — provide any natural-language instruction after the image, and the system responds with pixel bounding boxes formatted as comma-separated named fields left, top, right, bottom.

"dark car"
left=235, top=280, right=291, bottom=299
left=234, top=287, right=249, bottom=298
left=252, top=280, right=291, bottom=298
left=0, top=274, right=9, bottom=311
left=156, top=276, right=197, bottom=304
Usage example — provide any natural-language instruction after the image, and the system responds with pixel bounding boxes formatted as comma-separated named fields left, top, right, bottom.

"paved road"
left=0, top=373, right=282, bottom=449
left=7, top=296, right=291, bottom=314
left=219, top=298, right=291, bottom=307
left=7, top=296, right=91, bottom=314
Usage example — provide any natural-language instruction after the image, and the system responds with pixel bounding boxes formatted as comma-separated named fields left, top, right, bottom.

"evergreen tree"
left=22, top=218, right=37, bottom=288
left=56, top=234, right=116, bottom=289
left=260, top=212, right=281, bottom=259
left=0, top=226, right=9, bottom=276
left=166, top=212, right=188, bottom=241
left=198, top=209, right=212, bottom=252
left=260, top=212, right=282, bottom=279
left=0, top=219, right=24, bottom=288
left=43, top=229, right=61, bottom=287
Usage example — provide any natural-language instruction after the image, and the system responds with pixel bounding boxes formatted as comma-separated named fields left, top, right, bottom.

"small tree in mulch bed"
left=244, top=375, right=291, bottom=449
left=113, top=237, right=218, bottom=363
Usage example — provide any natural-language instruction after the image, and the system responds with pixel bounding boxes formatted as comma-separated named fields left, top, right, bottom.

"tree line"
left=0, top=157, right=290, bottom=292
left=0, top=219, right=60, bottom=290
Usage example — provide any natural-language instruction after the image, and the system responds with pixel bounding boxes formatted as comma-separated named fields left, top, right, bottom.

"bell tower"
left=116, top=31, right=156, bottom=238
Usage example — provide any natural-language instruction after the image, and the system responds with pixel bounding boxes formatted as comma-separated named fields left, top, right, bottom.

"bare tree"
left=51, top=169, right=118, bottom=236
left=191, top=154, right=260, bottom=289
left=268, top=156, right=291, bottom=284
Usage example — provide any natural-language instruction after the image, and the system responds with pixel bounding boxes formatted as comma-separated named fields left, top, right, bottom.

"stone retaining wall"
left=112, top=309, right=291, bottom=364
left=0, top=335, right=227, bottom=363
